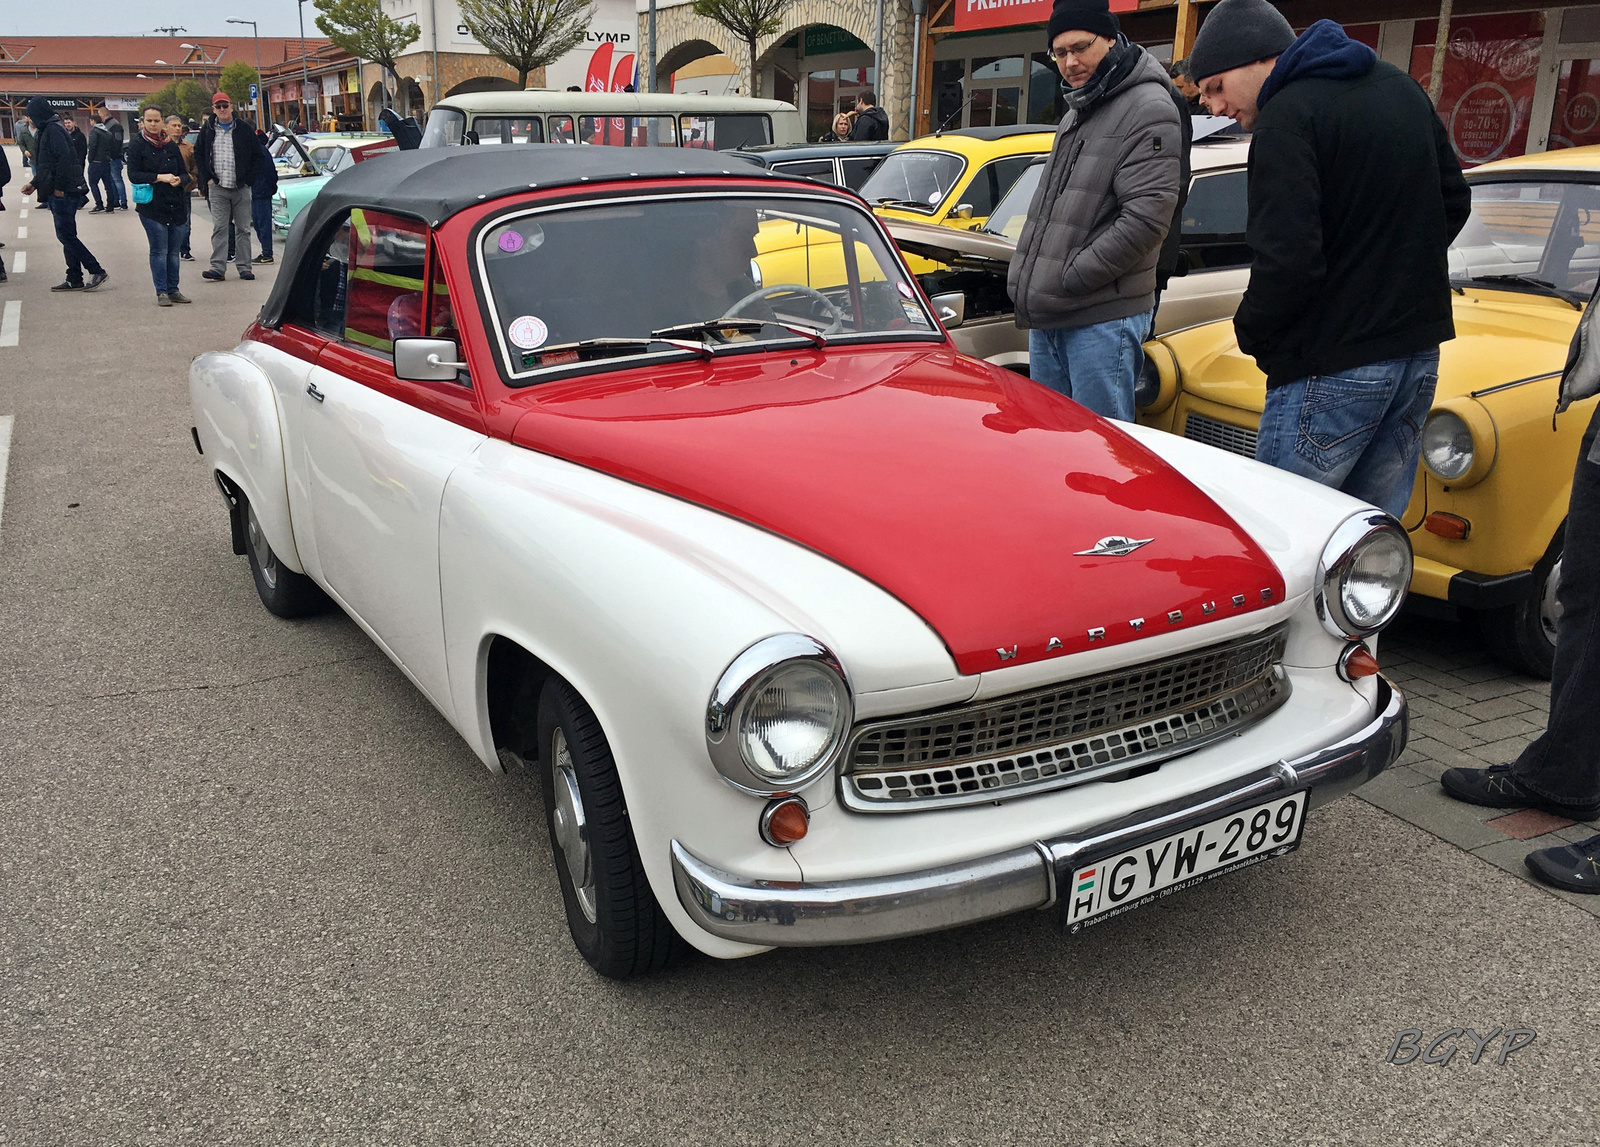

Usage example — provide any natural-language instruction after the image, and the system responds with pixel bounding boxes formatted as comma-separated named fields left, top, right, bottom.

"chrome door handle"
left=306, top=382, right=325, bottom=403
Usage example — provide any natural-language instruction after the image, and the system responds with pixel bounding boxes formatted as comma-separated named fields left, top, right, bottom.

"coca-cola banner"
left=955, top=0, right=1136, bottom=34
left=1410, top=12, right=1544, bottom=167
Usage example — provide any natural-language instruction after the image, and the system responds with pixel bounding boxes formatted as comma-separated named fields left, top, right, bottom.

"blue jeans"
left=47, top=195, right=103, bottom=286
left=1028, top=310, right=1155, bottom=423
left=1254, top=349, right=1439, bottom=519
left=108, top=157, right=128, bottom=207
left=251, top=195, right=273, bottom=258
left=140, top=213, right=188, bottom=295
left=87, top=160, right=114, bottom=208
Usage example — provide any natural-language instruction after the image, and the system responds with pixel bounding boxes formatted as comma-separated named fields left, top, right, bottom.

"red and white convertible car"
left=190, top=147, right=1409, bottom=978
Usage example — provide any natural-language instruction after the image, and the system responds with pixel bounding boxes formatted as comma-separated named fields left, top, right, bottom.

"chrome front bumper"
left=671, top=676, right=1406, bottom=947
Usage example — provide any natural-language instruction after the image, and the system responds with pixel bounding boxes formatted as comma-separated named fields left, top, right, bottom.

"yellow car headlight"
left=1420, top=398, right=1496, bottom=487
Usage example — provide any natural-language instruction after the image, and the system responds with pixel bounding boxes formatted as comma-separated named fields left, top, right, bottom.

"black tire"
left=536, top=679, right=688, bottom=979
left=242, top=496, right=329, bottom=618
left=1474, top=543, right=1561, bottom=679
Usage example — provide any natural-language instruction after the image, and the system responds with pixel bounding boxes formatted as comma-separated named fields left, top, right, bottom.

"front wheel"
left=1473, top=547, right=1561, bottom=679
left=537, top=680, right=688, bottom=978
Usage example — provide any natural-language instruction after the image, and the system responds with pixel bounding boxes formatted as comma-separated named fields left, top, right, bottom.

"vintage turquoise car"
left=271, top=133, right=397, bottom=236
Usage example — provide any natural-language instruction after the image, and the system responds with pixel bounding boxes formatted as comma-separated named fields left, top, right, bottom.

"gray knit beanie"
left=1188, top=0, right=1296, bottom=82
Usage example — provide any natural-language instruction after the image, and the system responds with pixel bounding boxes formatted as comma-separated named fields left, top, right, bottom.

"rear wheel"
left=1474, top=546, right=1561, bottom=679
left=536, top=680, right=688, bottom=978
left=244, top=497, right=329, bottom=618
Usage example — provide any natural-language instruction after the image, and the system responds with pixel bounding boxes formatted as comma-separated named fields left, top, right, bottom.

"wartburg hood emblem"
left=509, top=348, right=1285, bottom=674
left=1075, top=535, right=1154, bottom=556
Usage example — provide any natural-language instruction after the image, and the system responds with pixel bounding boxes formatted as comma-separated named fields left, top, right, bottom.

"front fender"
left=189, top=350, right=304, bottom=574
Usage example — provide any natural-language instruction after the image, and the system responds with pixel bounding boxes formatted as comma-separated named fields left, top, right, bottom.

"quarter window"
left=959, top=157, right=1034, bottom=218
left=342, top=209, right=431, bottom=354
left=1181, top=169, right=1252, bottom=271
left=771, top=158, right=839, bottom=184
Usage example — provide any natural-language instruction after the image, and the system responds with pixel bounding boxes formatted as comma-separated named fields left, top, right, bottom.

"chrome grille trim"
left=1184, top=412, right=1258, bottom=458
left=841, top=626, right=1290, bottom=813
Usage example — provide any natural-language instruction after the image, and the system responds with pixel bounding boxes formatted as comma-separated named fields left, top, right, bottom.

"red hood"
left=508, top=346, right=1285, bottom=675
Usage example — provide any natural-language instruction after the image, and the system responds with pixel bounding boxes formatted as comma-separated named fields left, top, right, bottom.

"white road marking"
left=11, top=252, right=23, bottom=273
left=0, top=415, right=12, bottom=540
left=17, top=208, right=26, bottom=218
left=0, top=301, right=18, bottom=347
left=15, top=226, right=25, bottom=239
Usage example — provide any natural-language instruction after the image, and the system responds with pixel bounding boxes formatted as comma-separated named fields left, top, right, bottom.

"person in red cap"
left=194, top=90, right=265, bottom=281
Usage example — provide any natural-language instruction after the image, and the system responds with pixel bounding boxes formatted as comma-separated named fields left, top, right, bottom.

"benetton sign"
left=954, top=0, right=1138, bottom=33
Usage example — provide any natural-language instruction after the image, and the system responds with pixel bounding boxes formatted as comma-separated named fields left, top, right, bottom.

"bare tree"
left=315, top=0, right=421, bottom=109
left=1427, top=0, right=1453, bottom=107
left=459, top=0, right=595, bottom=89
left=691, top=0, right=785, bottom=99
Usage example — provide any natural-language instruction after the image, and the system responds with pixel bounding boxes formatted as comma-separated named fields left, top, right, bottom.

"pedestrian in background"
left=194, top=91, right=261, bottom=281
left=99, top=106, right=128, bottom=210
left=0, top=143, right=10, bottom=283
left=18, top=96, right=107, bottom=293
left=1190, top=0, right=1469, bottom=518
left=1169, top=58, right=1206, bottom=113
left=60, top=114, right=88, bottom=180
left=87, top=109, right=123, bottom=212
left=166, top=115, right=199, bottom=262
left=1440, top=299, right=1600, bottom=889
left=848, top=92, right=889, bottom=141
left=820, top=111, right=855, bottom=142
left=16, top=114, right=36, bottom=172
left=250, top=126, right=278, bottom=265
left=1007, top=0, right=1181, bottom=421
left=127, top=105, right=193, bottom=307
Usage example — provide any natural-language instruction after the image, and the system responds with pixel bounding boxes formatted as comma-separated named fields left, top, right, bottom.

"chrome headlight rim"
left=1315, top=511, right=1413, bottom=639
left=706, top=634, right=852, bottom=794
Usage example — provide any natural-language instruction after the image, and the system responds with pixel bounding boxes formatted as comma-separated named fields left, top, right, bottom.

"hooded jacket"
left=87, top=121, right=119, bottom=163
left=849, top=105, right=890, bottom=141
left=1234, top=19, right=1471, bottom=387
left=24, top=97, right=88, bottom=202
left=1008, top=42, right=1182, bottom=329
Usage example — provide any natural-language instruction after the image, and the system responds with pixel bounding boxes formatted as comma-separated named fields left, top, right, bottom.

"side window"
left=428, top=240, right=457, bottom=345
left=474, top=116, right=544, bottom=144
left=578, top=115, right=677, bottom=146
left=960, top=156, right=1032, bottom=218
left=772, top=159, right=839, bottom=184
left=342, top=209, right=430, bottom=354
left=549, top=115, right=576, bottom=143
left=1181, top=169, right=1252, bottom=271
left=839, top=156, right=882, bottom=190
left=295, top=216, right=350, bottom=338
left=682, top=114, right=771, bottom=150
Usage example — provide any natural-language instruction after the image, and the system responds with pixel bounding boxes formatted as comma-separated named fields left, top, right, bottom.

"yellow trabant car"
left=859, top=124, right=1055, bottom=232
left=1139, top=145, right=1600, bottom=677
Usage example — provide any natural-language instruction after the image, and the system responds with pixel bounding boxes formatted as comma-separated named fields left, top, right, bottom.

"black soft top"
left=259, top=144, right=773, bottom=328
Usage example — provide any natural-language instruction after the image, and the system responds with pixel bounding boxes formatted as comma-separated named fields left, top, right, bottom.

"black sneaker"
left=50, top=281, right=84, bottom=292
left=180, top=251, right=195, bottom=261
left=88, top=206, right=105, bottom=214
left=1525, top=832, right=1600, bottom=893
left=1441, top=764, right=1600, bottom=819
left=82, top=270, right=107, bottom=292
left=253, top=254, right=274, bottom=264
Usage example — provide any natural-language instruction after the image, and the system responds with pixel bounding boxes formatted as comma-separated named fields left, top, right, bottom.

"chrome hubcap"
left=550, top=728, right=596, bottom=923
left=246, top=503, right=278, bottom=590
left=1540, top=556, right=1563, bottom=646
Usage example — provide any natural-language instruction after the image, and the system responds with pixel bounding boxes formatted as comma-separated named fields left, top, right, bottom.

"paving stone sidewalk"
left=1363, top=609, right=1600, bottom=918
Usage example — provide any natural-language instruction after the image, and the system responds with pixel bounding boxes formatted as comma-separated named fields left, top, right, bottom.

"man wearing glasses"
left=1007, top=0, right=1182, bottom=421
left=194, top=91, right=264, bottom=282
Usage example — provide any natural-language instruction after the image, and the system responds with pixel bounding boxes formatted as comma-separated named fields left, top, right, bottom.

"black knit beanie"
left=1047, top=0, right=1120, bottom=46
left=1188, top=0, right=1296, bottom=81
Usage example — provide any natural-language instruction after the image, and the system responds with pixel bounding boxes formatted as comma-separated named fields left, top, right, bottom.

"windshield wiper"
left=874, top=197, right=936, bottom=210
left=654, top=316, right=829, bottom=349
left=1460, top=273, right=1584, bottom=307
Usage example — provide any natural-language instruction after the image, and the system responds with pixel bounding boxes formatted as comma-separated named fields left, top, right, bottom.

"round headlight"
left=1134, top=351, right=1161, bottom=408
left=1421, top=410, right=1473, bottom=480
left=1317, top=513, right=1413, bottom=638
left=706, top=635, right=852, bottom=792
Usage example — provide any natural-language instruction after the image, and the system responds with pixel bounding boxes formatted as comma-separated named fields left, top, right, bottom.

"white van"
left=419, top=91, right=804, bottom=151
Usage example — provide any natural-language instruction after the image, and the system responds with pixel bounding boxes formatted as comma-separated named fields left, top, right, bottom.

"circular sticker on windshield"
left=508, top=315, right=549, bottom=350
left=498, top=230, right=525, bottom=253
left=897, top=281, right=914, bottom=300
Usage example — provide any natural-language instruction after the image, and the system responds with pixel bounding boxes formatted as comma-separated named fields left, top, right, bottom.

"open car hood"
left=509, top=345, right=1284, bottom=676
left=884, top=217, right=1015, bottom=269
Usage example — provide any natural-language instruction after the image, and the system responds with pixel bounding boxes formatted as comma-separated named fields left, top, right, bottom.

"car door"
left=1159, top=166, right=1252, bottom=333
left=296, top=208, right=487, bottom=714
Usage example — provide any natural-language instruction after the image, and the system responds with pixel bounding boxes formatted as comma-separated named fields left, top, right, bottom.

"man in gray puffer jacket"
left=1007, top=0, right=1181, bottom=421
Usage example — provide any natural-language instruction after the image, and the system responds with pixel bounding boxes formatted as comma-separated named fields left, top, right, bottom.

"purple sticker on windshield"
left=498, top=230, right=525, bottom=253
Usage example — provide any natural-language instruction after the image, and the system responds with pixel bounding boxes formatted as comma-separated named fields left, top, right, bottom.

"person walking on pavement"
left=250, top=126, right=278, bottom=265
left=1189, top=2, right=1470, bottom=518
left=1006, top=0, right=1182, bottom=422
left=127, top=105, right=193, bottom=307
left=16, top=114, right=36, bottom=172
left=103, top=108, right=129, bottom=212
left=848, top=92, right=889, bottom=141
left=1440, top=297, right=1600, bottom=890
left=61, top=114, right=88, bottom=181
left=0, top=143, right=10, bottom=283
left=18, top=97, right=108, bottom=293
left=167, top=115, right=199, bottom=261
left=87, top=109, right=123, bottom=212
left=194, top=91, right=260, bottom=281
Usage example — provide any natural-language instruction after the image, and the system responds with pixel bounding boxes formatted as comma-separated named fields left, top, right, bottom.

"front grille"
left=1184, top=412, right=1258, bottom=458
left=843, top=626, right=1289, bottom=812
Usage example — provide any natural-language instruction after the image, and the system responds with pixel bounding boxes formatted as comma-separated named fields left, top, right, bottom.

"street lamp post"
left=226, top=18, right=263, bottom=124
left=297, top=0, right=313, bottom=131
left=155, top=59, right=177, bottom=82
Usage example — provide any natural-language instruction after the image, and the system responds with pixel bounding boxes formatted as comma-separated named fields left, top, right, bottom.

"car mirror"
left=930, top=292, right=965, bottom=329
left=464, top=130, right=480, bottom=146
left=951, top=204, right=974, bottom=220
left=394, top=337, right=468, bottom=382
left=1173, top=249, right=1192, bottom=278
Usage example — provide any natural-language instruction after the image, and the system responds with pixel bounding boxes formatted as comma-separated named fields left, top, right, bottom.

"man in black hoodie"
left=1189, top=1, right=1469, bottom=518
left=848, top=92, right=890, bottom=141
left=18, top=97, right=107, bottom=292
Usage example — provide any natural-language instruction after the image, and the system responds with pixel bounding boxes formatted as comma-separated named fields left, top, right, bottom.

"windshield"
left=860, top=151, right=967, bottom=214
left=480, top=194, right=937, bottom=381
left=1450, top=180, right=1600, bottom=300
left=982, top=161, right=1042, bottom=239
left=420, top=106, right=466, bottom=148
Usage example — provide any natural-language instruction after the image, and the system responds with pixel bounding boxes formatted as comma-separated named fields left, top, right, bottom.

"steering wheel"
left=723, top=283, right=845, bottom=335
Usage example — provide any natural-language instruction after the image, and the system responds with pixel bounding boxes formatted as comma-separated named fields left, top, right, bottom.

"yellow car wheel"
left=1470, top=540, right=1561, bottom=679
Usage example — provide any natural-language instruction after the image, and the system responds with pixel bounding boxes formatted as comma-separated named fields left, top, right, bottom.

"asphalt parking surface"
left=1, top=150, right=1596, bottom=1145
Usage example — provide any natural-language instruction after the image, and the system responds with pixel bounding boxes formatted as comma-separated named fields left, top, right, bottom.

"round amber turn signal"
left=760, top=797, right=809, bottom=847
left=1338, top=643, right=1380, bottom=682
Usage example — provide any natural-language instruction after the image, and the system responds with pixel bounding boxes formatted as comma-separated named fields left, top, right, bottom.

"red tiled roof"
left=0, top=75, right=164, bottom=95
left=0, top=36, right=330, bottom=72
